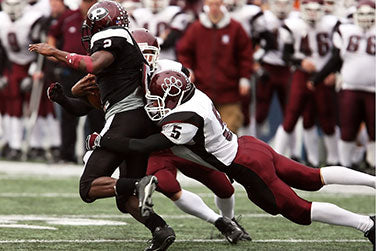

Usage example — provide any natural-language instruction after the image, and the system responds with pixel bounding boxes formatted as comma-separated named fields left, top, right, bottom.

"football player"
left=274, top=0, right=339, bottom=167
left=29, top=1, right=176, bottom=250
left=87, top=67, right=375, bottom=248
left=253, top=0, right=294, bottom=140
left=50, top=28, right=251, bottom=244
left=132, top=0, right=181, bottom=60
left=308, top=0, right=375, bottom=172
left=0, top=0, right=48, bottom=160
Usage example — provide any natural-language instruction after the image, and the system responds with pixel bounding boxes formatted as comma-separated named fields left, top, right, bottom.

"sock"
left=311, top=202, right=373, bottom=233
left=274, top=125, right=293, bottom=156
left=214, top=194, right=235, bottom=219
left=320, top=166, right=376, bottom=188
left=9, top=116, right=23, bottom=150
left=366, top=142, right=375, bottom=167
left=323, top=133, right=339, bottom=165
left=303, top=127, right=319, bottom=167
left=339, top=140, right=356, bottom=167
left=174, top=189, right=220, bottom=224
left=144, top=213, right=167, bottom=233
left=115, top=178, right=138, bottom=197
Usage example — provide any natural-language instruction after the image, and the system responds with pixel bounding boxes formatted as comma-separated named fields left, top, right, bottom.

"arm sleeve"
left=282, top=43, right=302, bottom=66
left=100, top=133, right=175, bottom=154
left=311, top=48, right=343, bottom=85
left=56, top=96, right=94, bottom=116
left=160, top=29, right=183, bottom=50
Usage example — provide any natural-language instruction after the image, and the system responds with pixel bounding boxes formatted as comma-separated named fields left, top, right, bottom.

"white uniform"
left=228, top=4, right=266, bottom=38
left=333, top=24, right=376, bottom=92
left=159, top=88, right=238, bottom=171
left=0, top=8, right=43, bottom=65
left=133, top=6, right=181, bottom=60
left=280, top=15, right=339, bottom=71
left=261, top=10, right=293, bottom=66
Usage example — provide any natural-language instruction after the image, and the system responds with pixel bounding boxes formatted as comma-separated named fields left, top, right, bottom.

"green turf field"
left=0, top=170, right=374, bottom=250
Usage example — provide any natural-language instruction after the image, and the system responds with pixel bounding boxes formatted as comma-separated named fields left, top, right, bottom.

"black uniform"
left=79, top=26, right=157, bottom=205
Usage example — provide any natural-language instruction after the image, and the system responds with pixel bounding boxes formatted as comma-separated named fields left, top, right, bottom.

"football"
left=86, top=88, right=102, bottom=110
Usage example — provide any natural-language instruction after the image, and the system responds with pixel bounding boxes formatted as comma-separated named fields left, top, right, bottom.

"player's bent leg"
left=135, top=175, right=158, bottom=217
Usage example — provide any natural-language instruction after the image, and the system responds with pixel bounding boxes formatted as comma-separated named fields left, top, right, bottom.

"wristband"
left=65, top=53, right=94, bottom=73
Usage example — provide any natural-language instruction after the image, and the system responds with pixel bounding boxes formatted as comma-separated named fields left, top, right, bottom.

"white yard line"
left=0, top=239, right=368, bottom=243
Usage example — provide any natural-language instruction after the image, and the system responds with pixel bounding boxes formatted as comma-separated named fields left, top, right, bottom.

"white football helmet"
left=300, top=0, right=324, bottom=24
left=142, top=0, right=170, bottom=13
left=269, top=0, right=293, bottom=19
left=1, top=0, right=28, bottom=21
left=354, top=0, right=375, bottom=30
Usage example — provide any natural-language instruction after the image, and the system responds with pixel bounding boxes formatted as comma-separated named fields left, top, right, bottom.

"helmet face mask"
left=270, top=0, right=293, bottom=19
left=2, top=0, right=27, bottom=21
left=81, top=0, right=129, bottom=52
left=354, top=1, right=375, bottom=30
left=145, top=70, right=192, bottom=121
left=301, top=0, right=324, bottom=25
left=131, top=28, right=160, bottom=72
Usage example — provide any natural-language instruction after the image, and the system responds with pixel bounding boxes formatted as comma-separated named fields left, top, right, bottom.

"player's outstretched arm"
left=28, top=43, right=114, bottom=74
left=47, top=82, right=94, bottom=116
left=86, top=132, right=174, bottom=153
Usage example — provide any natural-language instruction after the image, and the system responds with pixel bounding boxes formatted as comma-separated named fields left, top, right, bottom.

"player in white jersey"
left=86, top=67, right=375, bottom=248
left=132, top=0, right=181, bottom=60
left=253, top=0, right=294, bottom=139
left=309, top=0, right=375, bottom=173
left=274, top=0, right=340, bottom=167
left=0, top=0, right=46, bottom=159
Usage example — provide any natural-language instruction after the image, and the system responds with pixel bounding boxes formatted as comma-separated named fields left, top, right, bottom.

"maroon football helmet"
left=131, top=28, right=160, bottom=71
left=144, top=70, right=193, bottom=121
left=81, top=0, right=129, bottom=51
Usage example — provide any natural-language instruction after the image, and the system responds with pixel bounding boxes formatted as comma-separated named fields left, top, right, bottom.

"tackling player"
left=87, top=67, right=375, bottom=248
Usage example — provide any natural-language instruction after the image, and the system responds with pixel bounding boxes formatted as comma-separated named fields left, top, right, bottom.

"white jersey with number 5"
left=159, top=88, right=238, bottom=171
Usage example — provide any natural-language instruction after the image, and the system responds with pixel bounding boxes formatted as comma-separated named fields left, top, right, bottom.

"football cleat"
left=136, top=175, right=158, bottom=217
left=144, top=225, right=176, bottom=251
left=214, top=217, right=243, bottom=244
left=364, top=216, right=375, bottom=247
left=232, top=216, right=252, bottom=241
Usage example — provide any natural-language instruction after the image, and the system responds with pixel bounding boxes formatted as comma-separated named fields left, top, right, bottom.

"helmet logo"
left=162, top=76, right=183, bottom=96
left=89, top=7, right=109, bottom=21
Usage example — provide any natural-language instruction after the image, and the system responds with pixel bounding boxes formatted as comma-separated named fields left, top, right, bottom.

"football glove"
left=85, top=132, right=101, bottom=151
left=47, top=82, right=64, bottom=102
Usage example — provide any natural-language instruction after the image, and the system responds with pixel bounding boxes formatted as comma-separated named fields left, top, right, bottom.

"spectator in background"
left=177, top=0, right=253, bottom=134
left=47, top=0, right=104, bottom=163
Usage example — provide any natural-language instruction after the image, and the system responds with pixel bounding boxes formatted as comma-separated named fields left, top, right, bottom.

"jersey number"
left=170, top=125, right=182, bottom=139
left=212, top=105, right=233, bottom=141
left=7, top=32, right=21, bottom=52
left=347, top=35, right=375, bottom=55
left=299, top=33, right=330, bottom=56
left=103, top=39, right=112, bottom=48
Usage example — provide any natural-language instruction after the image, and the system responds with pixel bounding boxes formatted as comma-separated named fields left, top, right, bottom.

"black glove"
left=47, top=82, right=65, bottom=102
